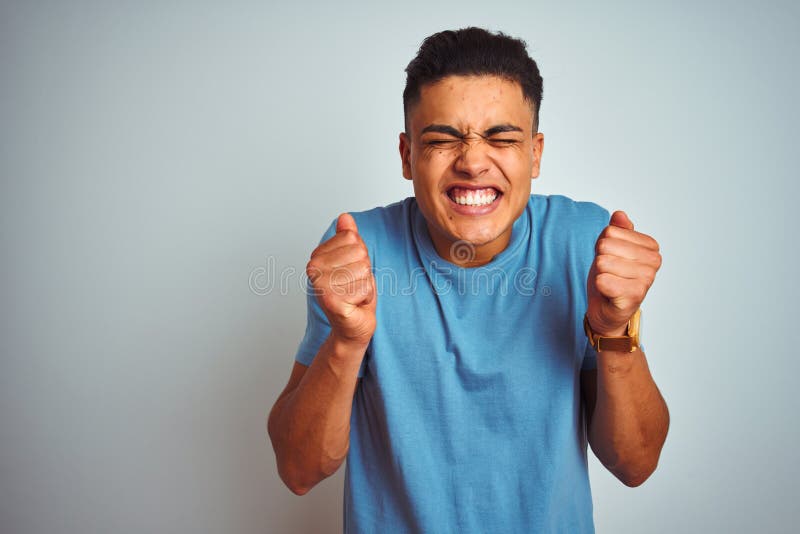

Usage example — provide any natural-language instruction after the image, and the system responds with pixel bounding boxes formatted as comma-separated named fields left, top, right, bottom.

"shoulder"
left=316, top=198, right=414, bottom=263
left=532, top=194, right=609, bottom=238
left=530, top=194, right=610, bottom=256
left=351, top=198, right=416, bottom=267
left=531, top=193, right=609, bottom=228
left=348, top=197, right=413, bottom=241
left=317, top=198, right=413, bottom=243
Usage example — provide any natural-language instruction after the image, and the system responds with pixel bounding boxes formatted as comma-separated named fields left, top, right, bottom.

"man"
left=268, top=27, right=669, bottom=533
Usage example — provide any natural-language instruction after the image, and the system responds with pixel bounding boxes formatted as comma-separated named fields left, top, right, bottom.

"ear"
left=530, top=132, right=544, bottom=180
left=399, top=132, right=412, bottom=181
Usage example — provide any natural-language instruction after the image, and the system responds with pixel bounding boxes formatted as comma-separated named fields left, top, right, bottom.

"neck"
left=428, top=226, right=513, bottom=267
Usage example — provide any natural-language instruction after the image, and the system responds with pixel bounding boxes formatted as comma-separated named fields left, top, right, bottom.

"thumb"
left=336, top=212, right=359, bottom=234
left=609, top=210, right=634, bottom=231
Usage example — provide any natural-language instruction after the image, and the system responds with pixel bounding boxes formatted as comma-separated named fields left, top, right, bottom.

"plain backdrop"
left=2, top=1, right=798, bottom=533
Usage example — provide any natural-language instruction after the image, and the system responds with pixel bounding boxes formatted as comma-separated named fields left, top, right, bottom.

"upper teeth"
left=450, top=187, right=498, bottom=206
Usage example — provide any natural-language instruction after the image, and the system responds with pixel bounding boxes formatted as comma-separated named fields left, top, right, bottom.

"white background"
left=2, top=1, right=798, bottom=532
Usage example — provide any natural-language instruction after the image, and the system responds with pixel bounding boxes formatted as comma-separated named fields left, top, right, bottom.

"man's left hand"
left=586, top=211, right=662, bottom=337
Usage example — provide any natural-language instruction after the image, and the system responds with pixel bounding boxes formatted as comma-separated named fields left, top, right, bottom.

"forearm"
left=588, top=349, right=669, bottom=487
left=268, top=335, right=365, bottom=495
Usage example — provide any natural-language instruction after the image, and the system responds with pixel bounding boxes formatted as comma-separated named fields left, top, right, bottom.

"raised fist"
left=306, top=213, right=377, bottom=348
left=586, top=211, right=662, bottom=337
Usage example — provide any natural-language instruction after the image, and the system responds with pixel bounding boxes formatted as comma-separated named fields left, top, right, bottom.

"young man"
left=268, top=27, right=669, bottom=533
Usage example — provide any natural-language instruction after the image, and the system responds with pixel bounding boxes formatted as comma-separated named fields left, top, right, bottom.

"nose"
left=452, top=137, right=491, bottom=178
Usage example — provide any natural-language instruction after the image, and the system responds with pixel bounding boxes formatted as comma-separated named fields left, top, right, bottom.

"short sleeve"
left=293, top=219, right=367, bottom=378
left=294, top=284, right=333, bottom=367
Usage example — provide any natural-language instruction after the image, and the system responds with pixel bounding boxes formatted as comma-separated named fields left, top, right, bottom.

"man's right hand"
left=306, top=213, right=377, bottom=350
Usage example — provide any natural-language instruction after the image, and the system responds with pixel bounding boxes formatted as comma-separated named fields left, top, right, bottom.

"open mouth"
left=446, top=186, right=502, bottom=207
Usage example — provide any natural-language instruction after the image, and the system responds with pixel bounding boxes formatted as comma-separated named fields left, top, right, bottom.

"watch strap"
left=583, top=309, right=641, bottom=353
left=594, top=336, right=636, bottom=352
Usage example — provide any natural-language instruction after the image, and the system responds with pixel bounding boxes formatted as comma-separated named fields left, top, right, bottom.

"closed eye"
left=488, top=138, right=521, bottom=146
left=425, top=139, right=461, bottom=149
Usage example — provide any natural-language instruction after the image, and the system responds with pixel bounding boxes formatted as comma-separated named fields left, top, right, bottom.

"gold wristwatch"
left=584, top=309, right=641, bottom=353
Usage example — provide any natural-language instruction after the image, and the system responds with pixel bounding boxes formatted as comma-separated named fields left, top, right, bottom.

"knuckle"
left=595, top=272, right=612, bottom=289
left=353, top=243, right=369, bottom=261
left=601, top=225, right=617, bottom=239
left=305, top=260, right=322, bottom=280
left=644, top=250, right=660, bottom=268
left=310, top=242, right=326, bottom=258
left=595, top=254, right=613, bottom=271
left=637, top=284, right=649, bottom=300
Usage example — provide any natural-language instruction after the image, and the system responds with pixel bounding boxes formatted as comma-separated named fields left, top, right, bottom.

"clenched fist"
left=306, top=213, right=377, bottom=348
left=586, top=211, right=662, bottom=337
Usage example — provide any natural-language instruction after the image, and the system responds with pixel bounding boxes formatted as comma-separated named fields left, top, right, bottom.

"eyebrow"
left=420, top=123, right=524, bottom=137
left=420, top=124, right=463, bottom=137
left=483, top=124, right=523, bottom=136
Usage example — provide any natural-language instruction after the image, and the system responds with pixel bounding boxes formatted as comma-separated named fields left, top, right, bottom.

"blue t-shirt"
left=295, top=194, right=609, bottom=533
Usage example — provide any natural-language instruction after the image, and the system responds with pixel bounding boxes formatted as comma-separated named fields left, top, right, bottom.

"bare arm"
left=582, top=210, right=668, bottom=486
left=581, top=350, right=669, bottom=487
left=267, top=336, right=365, bottom=495
left=268, top=213, right=376, bottom=495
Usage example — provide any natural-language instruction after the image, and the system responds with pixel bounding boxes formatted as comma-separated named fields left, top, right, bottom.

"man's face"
left=399, top=75, right=544, bottom=265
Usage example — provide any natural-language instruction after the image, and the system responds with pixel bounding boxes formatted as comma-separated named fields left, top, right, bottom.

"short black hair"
left=403, top=27, right=544, bottom=133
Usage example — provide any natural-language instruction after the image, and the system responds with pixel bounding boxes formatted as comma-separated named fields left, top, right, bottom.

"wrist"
left=328, top=332, right=371, bottom=357
left=584, top=309, right=642, bottom=353
left=319, top=334, right=369, bottom=378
